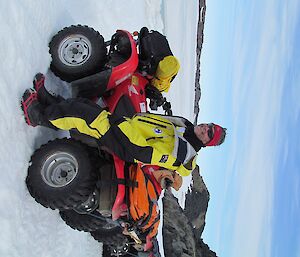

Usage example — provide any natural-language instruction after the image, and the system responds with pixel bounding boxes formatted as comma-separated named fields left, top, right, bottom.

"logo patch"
left=128, top=84, right=138, bottom=96
left=159, top=155, right=169, bottom=163
left=154, top=128, right=162, bottom=134
left=131, top=75, right=139, bottom=85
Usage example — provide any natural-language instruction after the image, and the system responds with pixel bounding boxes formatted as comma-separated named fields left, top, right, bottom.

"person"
left=21, top=73, right=227, bottom=177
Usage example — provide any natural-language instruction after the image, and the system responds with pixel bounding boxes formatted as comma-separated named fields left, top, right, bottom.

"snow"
left=0, top=1, right=197, bottom=256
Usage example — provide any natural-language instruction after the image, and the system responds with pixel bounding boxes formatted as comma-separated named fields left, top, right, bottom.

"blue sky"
left=196, top=0, right=300, bottom=257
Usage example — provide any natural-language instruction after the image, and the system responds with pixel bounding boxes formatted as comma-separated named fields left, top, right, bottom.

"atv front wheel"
left=102, top=242, right=148, bottom=257
left=49, top=25, right=107, bottom=82
left=90, top=226, right=127, bottom=245
left=26, top=138, right=98, bottom=210
left=59, top=209, right=107, bottom=232
left=91, top=229, right=131, bottom=256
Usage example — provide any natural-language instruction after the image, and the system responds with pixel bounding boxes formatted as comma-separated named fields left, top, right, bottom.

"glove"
left=152, top=169, right=183, bottom=191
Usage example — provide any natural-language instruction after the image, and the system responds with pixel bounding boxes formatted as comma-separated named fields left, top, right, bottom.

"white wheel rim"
left=58, top=34, right=92, bottom=66
left=41, top=152, right=78, bottom=187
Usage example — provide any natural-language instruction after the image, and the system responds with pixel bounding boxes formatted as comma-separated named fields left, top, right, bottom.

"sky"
left=199, top=0, right=300, bottom=257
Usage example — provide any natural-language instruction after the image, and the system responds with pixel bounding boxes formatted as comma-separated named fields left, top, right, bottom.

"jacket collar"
left=183, top=125, right=204, bottom=151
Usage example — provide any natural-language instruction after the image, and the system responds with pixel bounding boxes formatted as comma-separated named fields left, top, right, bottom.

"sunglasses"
left=207, top=123, right=214, bottom=140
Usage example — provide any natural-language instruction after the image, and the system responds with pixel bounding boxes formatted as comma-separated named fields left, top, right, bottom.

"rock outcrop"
left=184, top=167, right=209, bottom=238
left=162, top=167, right=217, bottom=257
left=193, top=0, right=206, bottom=124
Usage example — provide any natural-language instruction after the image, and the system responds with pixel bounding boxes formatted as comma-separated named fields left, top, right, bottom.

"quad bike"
left=25, top=25, right=174, bottom=257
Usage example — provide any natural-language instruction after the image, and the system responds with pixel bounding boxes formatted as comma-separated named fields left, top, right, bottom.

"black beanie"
left=183, top=125, right=205, bottom=151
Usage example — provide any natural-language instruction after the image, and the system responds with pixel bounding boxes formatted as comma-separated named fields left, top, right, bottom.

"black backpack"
left=138, top=27, right=173, bottom=76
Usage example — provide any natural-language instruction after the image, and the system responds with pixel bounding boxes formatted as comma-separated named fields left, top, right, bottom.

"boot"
left=33, top=73, right=63, bottom=105
left=21, top=89, right=55, bottom=129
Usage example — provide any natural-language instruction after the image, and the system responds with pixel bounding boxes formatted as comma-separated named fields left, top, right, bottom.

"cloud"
left=200, top=0, right=300, bottom=255
left=214, top=0, right=300, bottom=257
left=296, top=243, right=300, bottom=257
left=230, top=141, right=274, bottom=257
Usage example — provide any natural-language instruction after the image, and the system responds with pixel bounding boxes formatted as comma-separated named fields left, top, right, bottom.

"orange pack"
left=128, top=164, right=161, bottom=239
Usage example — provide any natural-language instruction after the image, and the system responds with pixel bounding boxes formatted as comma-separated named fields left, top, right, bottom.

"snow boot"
left=21, top=89, right=55, bottom=129
left=33, top=73, right=63, bottom=105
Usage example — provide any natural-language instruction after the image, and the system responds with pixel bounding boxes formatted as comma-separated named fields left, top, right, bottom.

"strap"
left=142, top=213, right=160, bottom=233
left=108, top=113, right=126, bottom=125
left=96, top=178, right=138, bottom=188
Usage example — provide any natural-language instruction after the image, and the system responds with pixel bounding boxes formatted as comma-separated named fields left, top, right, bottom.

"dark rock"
left=193, top=0, right=206, bottom=124
left=162, top=190, right=196, bottom=257
left=162, top=1, right=218, bottom=256
left=184, top=166, right=209, bottom=238
left=162, top=166, right=217, bottom=257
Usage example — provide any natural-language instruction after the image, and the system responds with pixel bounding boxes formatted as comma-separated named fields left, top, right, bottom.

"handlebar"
left=162, top=101, right=172, bottom=116
left=146, top=85, right=173, bottom=115
left=149, top=96, right=172, bottom=116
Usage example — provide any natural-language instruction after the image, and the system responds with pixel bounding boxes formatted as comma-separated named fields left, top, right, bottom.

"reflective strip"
left=185, top=143, right=197, bottom=165
left=173, top=129, right=197, bottom=166
left=176, top=127, right=186, bottom=134
left=176, top=138, right=187, bottom=163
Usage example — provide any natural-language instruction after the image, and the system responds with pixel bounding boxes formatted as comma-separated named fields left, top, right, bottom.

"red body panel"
left=107, top=30, right=139, bottom=91
left=104, top=72, right=148, bottom=114
left=111, top=155, right=128, bottom=221
left=107, top=73, right=149, bottom=220
left=100, top=30, right=150, bottom=221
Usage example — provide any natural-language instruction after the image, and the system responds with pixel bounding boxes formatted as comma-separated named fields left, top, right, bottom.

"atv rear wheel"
left=26, top=138, right=98, bottom=210
left=49, top=25, right=107, bottom=82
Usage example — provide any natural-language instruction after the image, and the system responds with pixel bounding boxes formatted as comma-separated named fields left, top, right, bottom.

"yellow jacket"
left=48, top=100, right=197, bottom=176
left=119, top=113, right=197, bottom=176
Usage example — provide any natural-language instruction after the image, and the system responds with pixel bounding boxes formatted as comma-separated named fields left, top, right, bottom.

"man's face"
left=194, top=123, right=214, bottom=145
